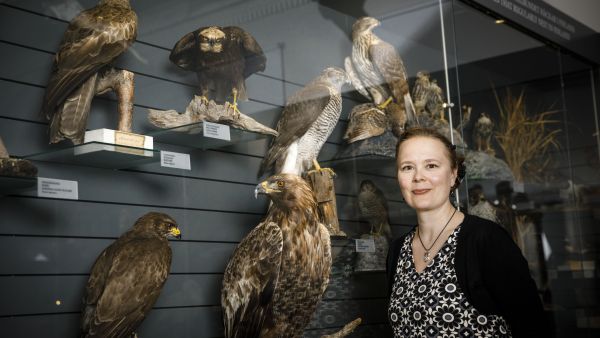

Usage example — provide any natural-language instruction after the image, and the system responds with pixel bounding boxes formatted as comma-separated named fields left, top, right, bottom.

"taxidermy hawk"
left=221, top=174, right=332, bottom=338
left=474, top=112, right=495, bottom=156
left=169, top=26, right=266, bottom=113
left=81, top=212, right=181, bottom=338
left=258, top=67, right=348, bottom=177
left=41, top=0, right=138, bottom=145
left=358, top=180, right=392, bottom=239
left=411, top=71, right=445, bottom=122
left=344, top=16, right=412, bottom=137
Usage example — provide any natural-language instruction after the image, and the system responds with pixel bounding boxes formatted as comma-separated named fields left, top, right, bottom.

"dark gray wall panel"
left=0, top=307, right=225, bottom=338
left=0, top=197, right=261, bottom=242
left=0, top=274, right=223, bottom=316
left=0, top=237, right=237, bottom=274
left=0, top=314, right=80, bottom=338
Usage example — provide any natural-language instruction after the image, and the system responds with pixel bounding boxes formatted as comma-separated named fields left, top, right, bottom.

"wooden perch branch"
left=148, top=96, right=278, bottom=136
left=321, top=318, right=362, bottom=338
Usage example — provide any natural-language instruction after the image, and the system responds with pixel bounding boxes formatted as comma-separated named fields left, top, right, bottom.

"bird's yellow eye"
left=277, top=181, right=285, bottom=188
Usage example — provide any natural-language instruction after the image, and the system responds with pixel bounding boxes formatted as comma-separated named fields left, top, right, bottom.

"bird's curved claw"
left=226, top=101, right=242, bottom=120
left=198, top=95, right=210, bottom=107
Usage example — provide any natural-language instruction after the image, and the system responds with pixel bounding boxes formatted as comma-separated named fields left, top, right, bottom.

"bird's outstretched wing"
left=222, top=27, right=266, bottom=78
left=42, top=4, right=137, bottom=118
left=258, top=84, right=332, bottom=177
left=169, top=29, right=199, bottom=71
left=369, top=41, right=409, bottom=102
left=222, top=222, right=283, bottom=338
left=81, top=238, right=170, bottom=338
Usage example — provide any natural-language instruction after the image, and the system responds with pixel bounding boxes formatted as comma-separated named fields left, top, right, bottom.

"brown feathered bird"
left=221, top=174, right=332, bottom=338
left=169, top=26, right=266, bottom=110
left=41, top=0, right=137, bottom=144
left=344, top=16, right=411, bottom=137
left=358, top=180, right=392, bottom=239
left=81, top=212, right=181, bottom=338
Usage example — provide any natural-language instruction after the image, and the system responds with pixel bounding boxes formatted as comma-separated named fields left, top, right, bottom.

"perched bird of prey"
left=411, top=71, right=445, bottom=122
left=474, top=112, right=495, bottom=156
left=344, top=16, right=412, bottom=137
left=81, top=212, right=181, bottom=338
left=41, top=0, right=138, bottom=144
left=169, top=26, right=266, bottom=112
left=357, top=180, right=392, bottom=239
left=258, top=67, right=348, bottom=177
left=468, top=184, right=498, bottom=223
left=221, top=174, right=331, bottom=338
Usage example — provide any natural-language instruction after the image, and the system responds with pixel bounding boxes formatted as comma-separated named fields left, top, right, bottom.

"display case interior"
left=0, top=0, right=598, bottom=337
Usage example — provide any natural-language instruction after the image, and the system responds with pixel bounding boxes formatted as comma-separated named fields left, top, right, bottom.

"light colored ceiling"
left=543, top=0, right=600, bottom=32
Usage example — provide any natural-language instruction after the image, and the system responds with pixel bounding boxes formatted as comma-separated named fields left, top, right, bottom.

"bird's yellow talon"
left=377, top=97, right=393, bottom=110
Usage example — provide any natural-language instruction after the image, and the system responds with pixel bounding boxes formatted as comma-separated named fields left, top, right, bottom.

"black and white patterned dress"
left=388, top=226, right=511, bottom=337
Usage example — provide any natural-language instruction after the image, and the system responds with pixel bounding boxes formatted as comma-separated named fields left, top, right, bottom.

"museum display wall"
left=0, top=0, right=598, bottom=337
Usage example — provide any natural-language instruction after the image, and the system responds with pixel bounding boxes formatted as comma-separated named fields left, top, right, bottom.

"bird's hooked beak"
left=168, top=226, right=182, bottom=240
left=367, top=17, right=381, bottom=30
left=254, top=181, right=270, bottom=199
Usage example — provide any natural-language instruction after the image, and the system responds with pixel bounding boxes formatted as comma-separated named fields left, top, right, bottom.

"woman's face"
left=396, top=136, right=457, bottom=212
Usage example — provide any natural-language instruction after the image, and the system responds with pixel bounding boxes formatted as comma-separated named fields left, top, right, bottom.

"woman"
left=387, top=127, right=547, bottom=337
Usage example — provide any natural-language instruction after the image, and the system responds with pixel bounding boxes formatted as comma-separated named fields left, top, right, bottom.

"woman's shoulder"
left=460, top=213, right=512, bottom=243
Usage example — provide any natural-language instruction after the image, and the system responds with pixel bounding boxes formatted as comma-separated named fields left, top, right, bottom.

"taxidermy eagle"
left=344, top=16, right=412, bottom=137
left=81, top=212, right=181, bottom=338
left=169, top=26, right=266, bottom=112
left=221, top=174, right=332, bottom=338
left=258, top=67, right=348, bottom=177
left=41, top=0, right=138, bottom=145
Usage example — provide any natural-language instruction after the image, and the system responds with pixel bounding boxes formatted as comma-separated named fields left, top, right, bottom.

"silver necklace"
left=417, top=208, right=457, bottom=263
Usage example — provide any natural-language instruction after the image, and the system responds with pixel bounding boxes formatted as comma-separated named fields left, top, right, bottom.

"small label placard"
left=203, top=121, right=231, bottom=141
left=355, top=238, right=376, bottom=253
left=114, top=130, right=146, bottom=148
left=160, top=151, right=191, bottom=170
left=37, top=177, right=78, bottom=200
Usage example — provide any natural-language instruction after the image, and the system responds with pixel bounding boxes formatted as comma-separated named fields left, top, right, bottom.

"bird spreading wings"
left=41, top=0, right=137, bottom=144
left=169, top=26, right=266, bottom=112
left=358, top=180, right=392, bottom=239
left=258, top=67, right=348, bottom=177
left=81, top=212, right=181, bottom=338
left=344, top=16, right=413, bottom=137
left=221, top=174, right=332, bottom=338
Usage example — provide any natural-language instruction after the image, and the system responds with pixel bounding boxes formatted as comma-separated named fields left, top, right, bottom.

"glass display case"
left=0, top=0, right=597, bottom=337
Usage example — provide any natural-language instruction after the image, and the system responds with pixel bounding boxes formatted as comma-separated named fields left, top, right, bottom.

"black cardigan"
left=386, top=214, right=549, bottom=337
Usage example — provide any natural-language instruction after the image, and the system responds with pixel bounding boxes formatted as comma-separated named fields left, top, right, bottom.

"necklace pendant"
left=423, top=251, right=430, bottom=263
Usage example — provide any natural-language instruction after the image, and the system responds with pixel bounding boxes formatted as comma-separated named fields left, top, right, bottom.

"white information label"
left=37, top=177, right=78, bottom=200
left=355, top=238, right=376, bottom=253
left=160, top=151, right=191, bottom=170
left=203, top=121, right=231, bottom=141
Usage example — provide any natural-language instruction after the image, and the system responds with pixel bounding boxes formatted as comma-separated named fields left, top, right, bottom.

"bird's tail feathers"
left=50, top=74, right=98, bottom=144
